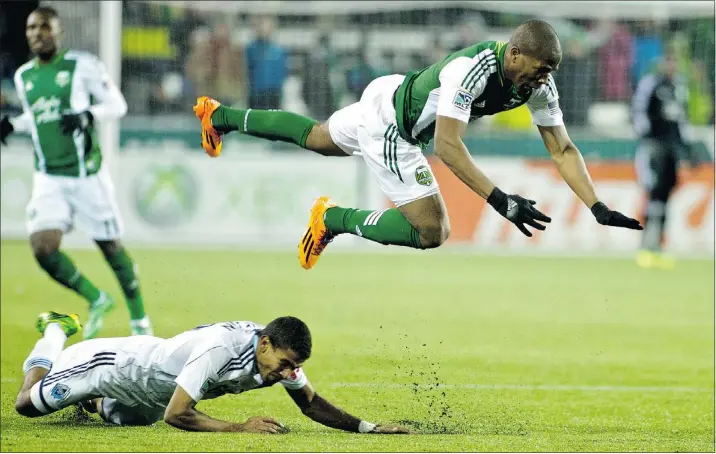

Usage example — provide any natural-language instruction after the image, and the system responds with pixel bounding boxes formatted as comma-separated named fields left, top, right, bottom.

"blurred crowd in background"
left=1, top=1, right=714, bottom=129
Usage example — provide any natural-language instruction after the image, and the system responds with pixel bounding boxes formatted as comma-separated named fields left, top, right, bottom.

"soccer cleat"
left=130, top=316, right=154, bottom=336
left=83, top=292, right=116, bottom=340
left=193, top=96, right=223, bottom=157
left=36, top=311, right=82, bottom=337
left=298, top=196, right=337, bottom=270
left=636, top=249, right=657, bottom=269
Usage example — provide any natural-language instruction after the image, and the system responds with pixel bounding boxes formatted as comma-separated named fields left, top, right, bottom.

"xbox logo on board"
left=132, top=164, right=198, bottom=227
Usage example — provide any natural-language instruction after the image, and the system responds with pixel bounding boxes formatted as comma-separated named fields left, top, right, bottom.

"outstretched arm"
left=538, top=124, right=642, bottom=230
left=286, top=383, right=411, bottom=434
left=164, top=385, right=285, bottom=433
left=538, top=124, right=598, bottom=208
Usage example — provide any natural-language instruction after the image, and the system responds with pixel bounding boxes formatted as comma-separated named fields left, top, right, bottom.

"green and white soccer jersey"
left=394, top=40, right=563, bottom=147
left=11, top=49, right=127, bottom=238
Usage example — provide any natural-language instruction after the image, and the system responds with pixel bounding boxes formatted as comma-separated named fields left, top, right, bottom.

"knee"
left=96, top=240, right=122, bottom=258
left=417, top=218, right=451, bottom=249
left=14, top=394, right=38, bottom=418
left=31, top=236, right=59, bottom=259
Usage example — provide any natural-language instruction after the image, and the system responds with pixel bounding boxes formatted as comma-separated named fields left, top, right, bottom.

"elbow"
left=433, top=137, right=460, bottom=161
left=550, top=142, right=576, bottom=165
left=163, top=409, right=189, bottom=430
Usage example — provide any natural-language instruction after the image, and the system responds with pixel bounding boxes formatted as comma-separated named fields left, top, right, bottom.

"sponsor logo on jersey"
left=50, top=383, right=70, bottom=402
left=453, top=90, right=473, bottom=111
left=55, top=71, right=71, bottom=88
left=31, top=96, right=62, bottom=124
left=415, top=165, right=434, bottom=187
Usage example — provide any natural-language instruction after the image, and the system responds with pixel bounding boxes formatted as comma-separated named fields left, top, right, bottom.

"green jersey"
left=394, top=41, right=563, bottom=148
left=13, top=49, right=127, bottom=177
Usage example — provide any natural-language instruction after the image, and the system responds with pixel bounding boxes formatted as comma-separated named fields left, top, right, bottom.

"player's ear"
left=259, top=335, right=272, bottom=353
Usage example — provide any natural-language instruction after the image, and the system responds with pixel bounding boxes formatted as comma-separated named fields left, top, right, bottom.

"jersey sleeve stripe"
left=465, top=58, right=497, bottom=93
left=460, top=50, right=496, bottom=89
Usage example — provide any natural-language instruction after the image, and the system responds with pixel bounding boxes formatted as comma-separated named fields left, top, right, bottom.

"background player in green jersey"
left=0, top=7, right=152, bottom=338
left=193, top=19, right=643, bottom=270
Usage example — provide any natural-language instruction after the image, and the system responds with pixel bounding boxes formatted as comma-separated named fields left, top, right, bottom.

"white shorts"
left=27, top=167, right=123, bottom=240
left=30, top=337, right=167, bottom=426
left=328, top=74, right=440, bottom=207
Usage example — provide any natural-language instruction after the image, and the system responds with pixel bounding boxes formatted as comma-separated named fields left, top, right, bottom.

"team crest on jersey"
left=453, top=90, right=473, bottom=111
left=55, top=71, right=71, bottom=87
left=25, top=81, right=34, bottom=92
left=50, top=383, right=70, bottom=402
left=415, top=165, right=433, bottom=187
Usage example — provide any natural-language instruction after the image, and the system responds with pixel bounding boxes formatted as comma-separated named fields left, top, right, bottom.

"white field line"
left=331, top=382, right=714, bottom=393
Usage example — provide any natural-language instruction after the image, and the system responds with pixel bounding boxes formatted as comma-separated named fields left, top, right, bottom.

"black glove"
left=591, top=202, right=643, bottom=230
left=1, top=116, right=13, bottom=145
left=487, top=187, right=552, bottom=237
left=60, top=111, right=93, bottom=135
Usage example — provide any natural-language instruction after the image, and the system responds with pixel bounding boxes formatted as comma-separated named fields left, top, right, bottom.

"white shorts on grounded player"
left=29, top=336, right=170, bottom=425
left=328, top=74, right=440, bottom=207
left=26, top=167, right=124, bottom=240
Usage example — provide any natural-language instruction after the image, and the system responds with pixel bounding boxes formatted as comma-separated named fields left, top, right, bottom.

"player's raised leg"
left=96, top=240, right=152, bottom=336
left=193, top=96, right=349, bottom=157
left=15, top=312, right=81, bottom=417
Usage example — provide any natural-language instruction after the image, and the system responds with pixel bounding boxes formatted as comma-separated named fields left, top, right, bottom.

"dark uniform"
left=631, top=70, right=695, bottom=253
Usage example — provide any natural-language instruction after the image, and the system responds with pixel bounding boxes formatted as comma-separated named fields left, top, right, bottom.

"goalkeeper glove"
left=590, top=202, right=643, bottom=230
left=60, top=111, right=93, bottom=135
left=487, top=187, right=552, bottom=237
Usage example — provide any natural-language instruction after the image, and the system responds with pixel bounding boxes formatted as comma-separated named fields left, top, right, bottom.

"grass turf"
left=1, top=241, right=713, bottom=452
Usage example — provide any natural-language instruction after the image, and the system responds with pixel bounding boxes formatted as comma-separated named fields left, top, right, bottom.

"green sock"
left=105, top=248, right=146, bottom=320
left=210, top=105, right=318, bottom=148
left=323, top=207, right=423, bottom=249
left=36, top=250, right=101, bottom=304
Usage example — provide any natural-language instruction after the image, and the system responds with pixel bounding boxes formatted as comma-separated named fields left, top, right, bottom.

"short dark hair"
left=262, top=316, right=312, bottom=361
left=509, top=20, right=562, bottom=67
left=32, top=6, right=60, bottom=20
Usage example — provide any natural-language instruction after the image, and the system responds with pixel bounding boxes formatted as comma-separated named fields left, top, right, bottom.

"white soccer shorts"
left=30, top=338, right=165, bottom=426
left=328, top=74, right=440, bottom=207
left=26, top=167, right=124, bottom=240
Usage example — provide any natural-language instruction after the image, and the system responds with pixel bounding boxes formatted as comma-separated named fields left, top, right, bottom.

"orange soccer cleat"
left=298, top=197, right=337, bottom=270
left=193, top=96, right=223, bottom=157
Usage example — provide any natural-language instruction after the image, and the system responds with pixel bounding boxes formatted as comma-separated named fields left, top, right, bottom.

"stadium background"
left=0, top=0, right=713, bottom=255
left=0, top=2, right=714, bottom=451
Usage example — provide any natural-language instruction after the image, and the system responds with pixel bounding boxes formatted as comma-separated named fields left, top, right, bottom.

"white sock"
left=22, top=323, right=67, bottom=374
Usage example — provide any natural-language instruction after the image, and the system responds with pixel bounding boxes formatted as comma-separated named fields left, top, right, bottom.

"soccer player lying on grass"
left=15, top=313, right=410, bottom=434
left=194, top=19, right=642, bottom=271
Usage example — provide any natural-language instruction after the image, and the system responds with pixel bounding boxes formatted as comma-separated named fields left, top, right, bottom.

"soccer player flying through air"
left=193, top=20, right=643, bottom=270
left=15, top=312, right=411, bottom=434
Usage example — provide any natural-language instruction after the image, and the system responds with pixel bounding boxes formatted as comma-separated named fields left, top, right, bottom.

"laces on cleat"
left=313, top=230, right=335, bottom=256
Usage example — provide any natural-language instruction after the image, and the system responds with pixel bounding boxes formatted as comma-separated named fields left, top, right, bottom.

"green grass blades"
left=1, top=241, right=713, bottom=452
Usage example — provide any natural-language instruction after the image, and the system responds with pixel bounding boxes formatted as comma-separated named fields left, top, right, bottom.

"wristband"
left=358, top=420, right=376, bottom=433
left=486, top=187, right=506, bottom=209
left=590, top=201, right=608, bottom=217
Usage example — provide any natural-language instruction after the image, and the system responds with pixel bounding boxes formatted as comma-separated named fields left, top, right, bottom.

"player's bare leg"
left=396, top=193, right=451, bottom=248
left=95, top=239, right=152, bottom=335
left=15, top=312, right=81, bottom=417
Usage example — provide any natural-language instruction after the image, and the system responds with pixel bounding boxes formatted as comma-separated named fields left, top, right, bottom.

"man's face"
left=26, top=12, right=61, bottom=56
left=508, top=47, right=558, bottom=94
left=663, top=54, right=678, bottom=80
left=255, top=336, right=303, bottom=385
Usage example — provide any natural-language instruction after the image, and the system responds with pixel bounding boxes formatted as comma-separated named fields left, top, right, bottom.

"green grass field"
left=1, top=240, right=713, bottom=452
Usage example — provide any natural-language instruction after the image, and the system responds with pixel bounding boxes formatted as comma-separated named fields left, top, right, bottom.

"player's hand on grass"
left=0, top=116, right=13, bottom=145
left=239, top=416, right=287, bottom=434
left=371, top=423, right=414, bottom=434
left=487, top=187, right=551, bottom=237
left=60, top=111, right=93, bottom=135
left=590, top=202, right=643, bottom=230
